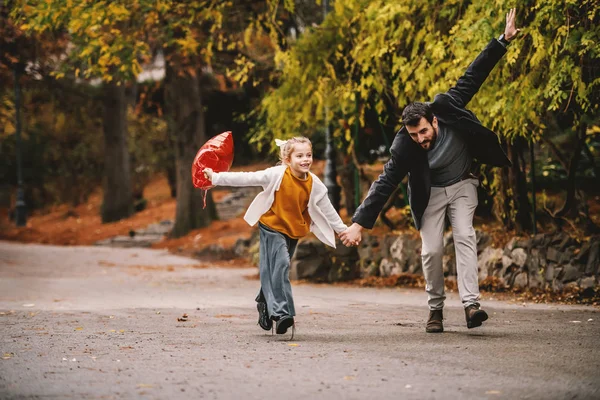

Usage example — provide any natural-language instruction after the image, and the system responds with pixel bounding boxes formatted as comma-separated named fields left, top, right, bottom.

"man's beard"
left=422, top=126, right=438, bottom=151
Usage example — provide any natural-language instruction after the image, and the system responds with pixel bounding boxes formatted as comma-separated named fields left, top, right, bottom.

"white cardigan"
left=211, top=165, right=347, bottom=248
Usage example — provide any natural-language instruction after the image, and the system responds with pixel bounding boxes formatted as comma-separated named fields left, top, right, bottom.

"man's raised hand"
left=504, top=8, right=520, bottom=41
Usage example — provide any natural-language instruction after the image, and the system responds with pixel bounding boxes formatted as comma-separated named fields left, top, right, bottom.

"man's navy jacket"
left=352, top=38, right=512, bottom=231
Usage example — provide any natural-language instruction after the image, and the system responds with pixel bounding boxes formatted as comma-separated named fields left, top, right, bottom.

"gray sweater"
left=427, top=122, right=472, bottom=187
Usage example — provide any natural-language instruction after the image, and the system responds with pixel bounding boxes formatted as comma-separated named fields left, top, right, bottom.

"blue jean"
left=255, top=223, right=298, bottom=319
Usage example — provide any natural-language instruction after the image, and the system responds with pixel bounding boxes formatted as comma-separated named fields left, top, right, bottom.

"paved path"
left=0, top=241, right=598, bottom=399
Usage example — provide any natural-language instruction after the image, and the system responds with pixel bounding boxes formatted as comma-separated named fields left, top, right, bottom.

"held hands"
left=203, top=168, right=214, bottom=180
left=504, top=8, right=520, bottom=41
left=339, top=223, right=363, bottom=247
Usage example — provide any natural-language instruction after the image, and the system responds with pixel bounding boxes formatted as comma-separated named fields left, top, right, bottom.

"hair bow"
left=275, top=139, right=288, bottom=147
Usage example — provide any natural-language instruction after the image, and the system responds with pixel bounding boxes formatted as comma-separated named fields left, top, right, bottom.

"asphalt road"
left=0, top=241, right=599, bottom=400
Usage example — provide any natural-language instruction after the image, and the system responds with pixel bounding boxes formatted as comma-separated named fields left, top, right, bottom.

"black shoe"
left=275, top=315, right=294, bottom=334
left=465, top=304, right=488, bottom=329
left=426, top=309, right=444, bottom=333
left=257, top=302, right=272, bottom=331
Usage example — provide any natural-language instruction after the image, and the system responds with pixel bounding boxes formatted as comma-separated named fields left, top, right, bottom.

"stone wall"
left=289, top=238, right=360, bottom=282
left=486, top=233, right=600, bottom=292
left=286, top=231, right=600, bottom=291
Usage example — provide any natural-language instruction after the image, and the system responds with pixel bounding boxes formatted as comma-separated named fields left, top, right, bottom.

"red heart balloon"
left=191, top=131, right=234, bottom=190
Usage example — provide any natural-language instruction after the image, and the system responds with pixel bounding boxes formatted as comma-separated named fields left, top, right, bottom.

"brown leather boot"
left=426, top=309, right=444, bottom=333
left=465, top=304, right=488, bottom=329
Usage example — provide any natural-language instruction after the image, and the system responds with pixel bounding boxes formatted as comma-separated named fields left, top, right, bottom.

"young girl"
left=203, top=136, right=347, bottom=337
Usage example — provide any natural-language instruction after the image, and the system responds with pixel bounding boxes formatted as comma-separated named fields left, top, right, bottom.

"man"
left=340, top=9, right=520, bottom=333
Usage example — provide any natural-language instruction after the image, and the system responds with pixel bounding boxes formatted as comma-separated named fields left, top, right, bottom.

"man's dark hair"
left=401, top=102, right=434, bottom=127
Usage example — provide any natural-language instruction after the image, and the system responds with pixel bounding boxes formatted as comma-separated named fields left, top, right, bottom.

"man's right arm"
left=443, top=39, right=507, bottom=110
left=444, top=8, right=520, bottom=109
left=351, top=154, right=408, bottom=230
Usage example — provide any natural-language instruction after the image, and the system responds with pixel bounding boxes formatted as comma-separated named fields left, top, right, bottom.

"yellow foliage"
left=248, top=0, right=599, bottom=154
left=15, top=0, right=232, bottom=82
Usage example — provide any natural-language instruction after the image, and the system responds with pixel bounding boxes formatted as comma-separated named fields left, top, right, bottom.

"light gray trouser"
left=255, top=223, right=298, bottom=319
left=420, top=178, right=480, bottom=310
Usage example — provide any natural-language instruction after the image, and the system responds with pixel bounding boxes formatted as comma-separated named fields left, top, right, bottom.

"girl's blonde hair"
left=278, top=136, right=312, bottom=164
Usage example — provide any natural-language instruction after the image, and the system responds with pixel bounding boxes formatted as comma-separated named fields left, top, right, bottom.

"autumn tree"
left=250, top=0, right=600, bottom=233
left=16, top=0, right=301, bottom=236
left=15, top=1, right=152, bottom=222
left=142, top=0, right=296, bottom=237
left=17, top=1, right=226, bottom=232
left=0, top=2, right=104, bottom=210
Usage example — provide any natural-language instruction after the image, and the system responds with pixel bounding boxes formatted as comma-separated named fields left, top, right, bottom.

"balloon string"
left=202, top=189, right=208, bottom=209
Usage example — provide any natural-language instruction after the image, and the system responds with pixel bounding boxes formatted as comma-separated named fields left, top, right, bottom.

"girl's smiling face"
left=286, top=142, right=313, bottom=179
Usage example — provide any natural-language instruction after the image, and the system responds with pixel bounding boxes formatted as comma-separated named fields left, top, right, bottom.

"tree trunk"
left=492, top=166, right=514, bottom=230
left=541, top=123, right=598, bottom=233
left=493, top=138, right=532, bottom=233
left=165, top=147, right=177, bottom=198
left=101, top=82, right=133, bottom=223
left=339, top=155, right=357, bottom=217
left=556, top=123, right=587, bottom=218
left=165, top=61, right=215, bottom=238
left=510, top=138, right=533, bottom=232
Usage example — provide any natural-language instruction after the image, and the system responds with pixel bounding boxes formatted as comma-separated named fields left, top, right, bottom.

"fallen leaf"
left=137, top=384, right=153, bottom=388
left=98, top=261, right=116, bottom=267
left=75, top=327, right=83, bottom=331
left=2, top=353, right=14, bottom=360
left=485, top=390, right=502, bottom=394
left=177, top=313, right=189, bottom=322
left=288, top=343, right=299, bottom=347
left=343, top=376, right=356, bottom=380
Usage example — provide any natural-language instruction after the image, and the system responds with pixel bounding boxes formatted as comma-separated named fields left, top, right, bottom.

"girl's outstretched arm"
left=205, top=167, right=274, bottom=188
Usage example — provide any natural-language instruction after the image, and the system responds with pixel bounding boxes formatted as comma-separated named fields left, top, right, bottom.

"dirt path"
left=0, top=241, right=598, bottom=399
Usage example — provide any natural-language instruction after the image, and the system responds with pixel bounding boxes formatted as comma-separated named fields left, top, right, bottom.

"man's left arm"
left=445, top=8, right=521, bottom=109
left=340, top=152, right=408, bottom=247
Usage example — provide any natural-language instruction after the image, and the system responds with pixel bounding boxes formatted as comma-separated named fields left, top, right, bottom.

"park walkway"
left=0, top=241, right=598, bottom=399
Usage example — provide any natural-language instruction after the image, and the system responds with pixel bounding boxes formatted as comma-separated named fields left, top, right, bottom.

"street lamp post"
left=322, top=0, right=340, bottom=211
left=14, top=66, right=27, bottom=226
left=323, top=121, right=340, bottom=210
